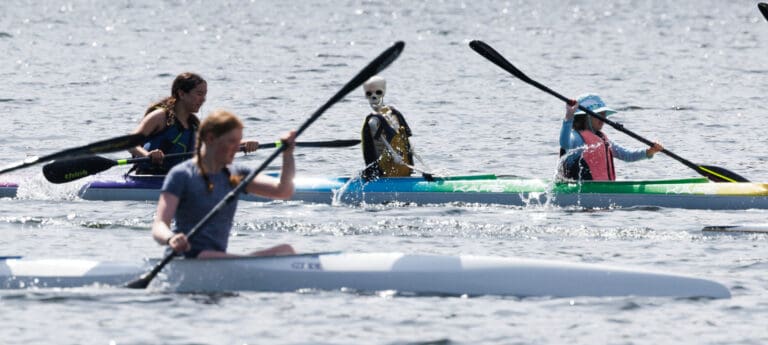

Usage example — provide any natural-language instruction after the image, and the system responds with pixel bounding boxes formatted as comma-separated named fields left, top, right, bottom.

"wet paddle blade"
left=295, top=41, right=404, bottom=137
left=124, top=253, right=174, bottom=289
left=759, top=3, right=768, bottom=22
left=43, top=156, right=119, bottom=184
left=469, top=40, right=534, bottom=84
left=124, top=275, right=151, bottom=289
left=697, top=165, right=750, bottom=183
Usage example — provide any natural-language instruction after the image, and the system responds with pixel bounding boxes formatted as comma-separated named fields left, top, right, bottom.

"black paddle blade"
left=759, top=3, right=768, bottom=22
left=698, top=165, right=750, bottom=183
left=0, top=133, right=145, bottom=175
left=296, top=41, right=405, bottom=136
left=125, top=253, right=175, bottom=289
left=469, top=40, right=533, bottom=84
left=124, top=275, right=151, bottom=289
left=42, top=156, right=118, bottom=184
left=469, top=40, right=571, bottom=105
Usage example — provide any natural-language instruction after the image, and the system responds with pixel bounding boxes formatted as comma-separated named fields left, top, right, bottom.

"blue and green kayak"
left=4, top=174, right=768, bottom=209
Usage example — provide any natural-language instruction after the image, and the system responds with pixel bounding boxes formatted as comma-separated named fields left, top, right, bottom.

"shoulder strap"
left=389, top=106, right=412, bottom=136
left=365, top=113, right=388, bottom=139
left=362, top=114, right=383, bottom=167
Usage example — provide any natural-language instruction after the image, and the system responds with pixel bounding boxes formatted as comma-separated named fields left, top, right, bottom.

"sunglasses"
left=365, top=90, right=383, bottom=97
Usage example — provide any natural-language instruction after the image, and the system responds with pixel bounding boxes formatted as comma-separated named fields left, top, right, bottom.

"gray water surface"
left=1, top=1, right=767, bottom=344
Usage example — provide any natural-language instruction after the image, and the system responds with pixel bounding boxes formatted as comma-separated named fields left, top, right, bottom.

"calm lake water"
left=1, top=0, right=767, bottom=344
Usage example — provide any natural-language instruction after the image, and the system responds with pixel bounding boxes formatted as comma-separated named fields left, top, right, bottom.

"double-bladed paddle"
left=125, top=41, right=405, bottom=289
left=0, top=133, right=146, bottom=176
left=468, top=40, right=749, bottom=183
left=759, top=3, right=768, bottom=21
left=42, top=139, right=361, bottom=184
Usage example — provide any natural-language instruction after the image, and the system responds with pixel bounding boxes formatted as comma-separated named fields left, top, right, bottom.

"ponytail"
left=145, top=72, right=206, bottom=127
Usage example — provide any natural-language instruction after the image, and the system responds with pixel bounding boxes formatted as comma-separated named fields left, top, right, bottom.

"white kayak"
left=0, top=252, right=730, bottom=298
left=702, top=224, right=768, bottom=233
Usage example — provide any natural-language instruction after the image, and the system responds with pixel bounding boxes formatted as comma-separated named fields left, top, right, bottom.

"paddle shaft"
left=512, top=72, right=696, bottom=168
left=121, top=139, right=361, bottom=165
left=126, top=41, right=405, bottom=289
left=0, top=133, right=145, bottom=175
left=42, top=139, right=361, bottom=184
left=468, top=40, right=748, bottom=183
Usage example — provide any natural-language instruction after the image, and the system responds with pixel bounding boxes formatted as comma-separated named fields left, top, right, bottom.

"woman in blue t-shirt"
left=151, top=109, right=296, bottom=258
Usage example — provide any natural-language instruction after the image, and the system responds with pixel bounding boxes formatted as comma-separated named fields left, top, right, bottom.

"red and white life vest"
left=577, top=130, right=616, bottom=181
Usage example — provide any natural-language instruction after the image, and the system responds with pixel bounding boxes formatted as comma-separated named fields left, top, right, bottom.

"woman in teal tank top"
left=129, top=73, right=260, bottom=174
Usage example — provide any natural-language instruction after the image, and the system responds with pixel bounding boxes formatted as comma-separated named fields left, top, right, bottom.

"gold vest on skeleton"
left=361, top=106, right=413, bottom=177
left=378, top=122, right=413, bottom=176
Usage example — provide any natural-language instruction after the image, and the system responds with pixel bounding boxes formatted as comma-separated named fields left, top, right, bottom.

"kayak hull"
left=79, top=174, right=341, bottom=203
left=5, top=174, right=768, bottom=209
left=79, top=175, right=768, bottom=210
left=0, top=182, right=17, bottom=199
left=0, top=252, right=730, bottom=298
left=702, top=224, right=768, bottom=233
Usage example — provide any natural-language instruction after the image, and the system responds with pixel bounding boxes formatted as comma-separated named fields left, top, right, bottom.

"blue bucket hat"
left=574, top=93, right=617, bottom=116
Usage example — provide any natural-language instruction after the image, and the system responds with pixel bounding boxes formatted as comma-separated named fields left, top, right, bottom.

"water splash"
left=13, top=173, right=84, bottom=201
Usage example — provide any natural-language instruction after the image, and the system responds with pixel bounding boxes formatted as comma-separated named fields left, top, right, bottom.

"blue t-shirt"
left=161, top=159, right=252, bottom=257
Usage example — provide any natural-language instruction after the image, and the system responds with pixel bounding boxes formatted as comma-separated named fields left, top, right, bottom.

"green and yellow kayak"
left=333, top=175, right=768, bottom=209
left=3, top=174, right=766, bottom=210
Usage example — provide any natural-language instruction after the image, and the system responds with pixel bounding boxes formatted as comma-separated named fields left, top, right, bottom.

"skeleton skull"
left=363, top=76, right=386, bottom=111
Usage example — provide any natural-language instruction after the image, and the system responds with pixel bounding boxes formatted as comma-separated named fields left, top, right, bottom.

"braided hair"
left=196, top=110, right=244, bottom=192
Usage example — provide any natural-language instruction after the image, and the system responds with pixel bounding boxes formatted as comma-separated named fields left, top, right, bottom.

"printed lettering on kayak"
left=291, top=261, right=323, bottom=270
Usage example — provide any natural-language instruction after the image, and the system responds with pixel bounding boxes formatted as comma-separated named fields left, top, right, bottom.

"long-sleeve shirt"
left=559, top=119, right=649, bottom=162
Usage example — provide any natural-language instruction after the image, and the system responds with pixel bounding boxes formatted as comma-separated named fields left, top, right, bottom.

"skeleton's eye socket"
left=375, top=90, right=383, bottom=96
left=365, top=91, right=373, bottom=97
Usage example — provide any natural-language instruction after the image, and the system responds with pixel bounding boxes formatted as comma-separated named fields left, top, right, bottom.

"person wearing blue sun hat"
left=559, top=93, right=664, bottom=181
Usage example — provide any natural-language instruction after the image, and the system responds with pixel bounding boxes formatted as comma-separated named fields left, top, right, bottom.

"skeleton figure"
left=360, top=75, right=414, bottom=179
left=363, top=76, right=398, bottom=130
left=363, top=76, right=386, bottom=112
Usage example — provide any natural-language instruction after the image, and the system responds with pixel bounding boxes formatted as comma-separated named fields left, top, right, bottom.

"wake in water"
left=13, top=172, right=83, bottom=201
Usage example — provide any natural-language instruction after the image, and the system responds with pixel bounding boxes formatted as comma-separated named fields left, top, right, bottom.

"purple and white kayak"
left=0, top=182, right=17, bottom=199
left=77, top=174, right=342, bottom=203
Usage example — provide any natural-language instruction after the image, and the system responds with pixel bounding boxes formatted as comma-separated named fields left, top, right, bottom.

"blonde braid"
left=195, top=128, right=214, bottom=193
left=196, top=109, right=244, bottom=193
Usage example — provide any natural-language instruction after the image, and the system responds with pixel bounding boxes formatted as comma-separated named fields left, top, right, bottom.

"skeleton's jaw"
left=369, top=99, right=385, bottom=112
